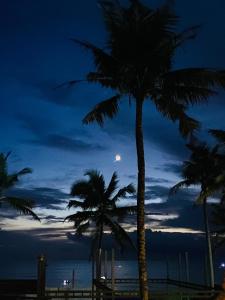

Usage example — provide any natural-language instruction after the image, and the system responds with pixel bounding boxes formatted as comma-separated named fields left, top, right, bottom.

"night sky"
left=1, top=0, right=225, bottom=261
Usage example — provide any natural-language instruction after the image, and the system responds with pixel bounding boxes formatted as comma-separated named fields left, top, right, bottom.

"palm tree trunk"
left=135, top=99, right=149, bottom=300
left=97, top=223, right=104, bottom=280
left=203, top=197, right=215, bottom=289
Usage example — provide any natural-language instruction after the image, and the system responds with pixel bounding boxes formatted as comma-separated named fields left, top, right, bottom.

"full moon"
left=115, top=154, right=121, bottom=162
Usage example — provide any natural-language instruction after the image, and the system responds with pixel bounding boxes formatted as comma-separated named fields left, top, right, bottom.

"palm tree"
left=211, top=203, right=225, bottom=250
left=170, top=142, right=224, bottom=288
left=65, top=170, right=136, bottom=256
left=66, top=1, right=225, bottom=297
left=0, top=152, right=40, bottom=221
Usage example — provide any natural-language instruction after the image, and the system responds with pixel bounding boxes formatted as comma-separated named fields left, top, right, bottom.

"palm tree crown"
left=65, top=170, right=136, bottom=253
left=79, top=0, right=225, bottom=135
left=171, top=142, right=224, bottom=203
left=0, top=152, right=40, bottom=221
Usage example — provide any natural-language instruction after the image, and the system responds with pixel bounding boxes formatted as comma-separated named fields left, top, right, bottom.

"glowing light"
left=115, top=154, right=121, bottom=162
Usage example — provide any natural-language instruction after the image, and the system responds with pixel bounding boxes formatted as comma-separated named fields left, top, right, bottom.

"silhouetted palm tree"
left=171, top=143, right=224, bottom=288
left=66, top=1, right=225, bottom=297
left=211, top=202, right=225, bottom=250
left=0, top=152, right=40, bottom=221
left=65, top=170, right=136, bottom=255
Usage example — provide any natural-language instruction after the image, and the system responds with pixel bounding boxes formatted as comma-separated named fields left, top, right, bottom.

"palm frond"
left=87, top=72, right=116, bottom=89
left=83, top=94, right=121, bottom=126
left=67, top=199, right=85, bottom=209
left=105, top=172, right=119, bottom=199
left=103, top=214, right=136, bottom=250
left=111, top=205, right=137, bottom=222
left=76, top=221, right=90, bottom=235
left=174, top=25, right=200, bottom=48
left=64, top=211, right=95, bottom=223
left=70, top=180, right=91, bottom=197
left=84, top=169, right=105, bottom=195
left=71, top=38, right=116, bottom=77
left=153, top=97, right=200, bottom=137
left=178, top=112, right=200, bottom=138
left=111, top=183, right=135, bottom=202
left=209, top=129, right=225, bottom=144
left=170, top=180, right=192, bottom=195
left=16, top=167, right=32, bottom=176
left=163, top=68, right=225, bottom=91
left=2, top=197, right=40, bottom=221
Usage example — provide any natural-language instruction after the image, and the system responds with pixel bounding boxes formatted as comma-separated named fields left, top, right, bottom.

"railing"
left=0, top=288, right=224, bottom=299
left=44, top=288, right=224, bottom=299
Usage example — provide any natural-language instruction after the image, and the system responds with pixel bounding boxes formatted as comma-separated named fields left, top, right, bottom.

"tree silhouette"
left=0, top=152, right=40, bottom=221
left=65, top=170, right=136, bottom=255
left=65, top=1, right=225, bottom=297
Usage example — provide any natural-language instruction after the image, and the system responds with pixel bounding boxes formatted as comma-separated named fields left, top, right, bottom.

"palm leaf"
left=111, top=183, right=135, bottom=203
left=111, top=205, right=137, bottom=222
left=1, top=197, right=40, bottom=221
left=70, top=180, right=91, bottom=197
left=174, top=25, right=200, bottom=48
left=76, top=221, right=90, bottom=235
left=83, top=95, right=121, bottom=126
left=103, top=214, right=136, bottom=251
left=209, top=129, right=225, bottom=144
left=105, top=172, right=119, bottom=199
left=67, top=199, right=85, bottom=209
left=153, top=97, right=200, bottom=137
left=170, top=180, right=192, bottom=195
left=64, top=210, right=95, bottom=223
left=163, top=68, right=225, bottom=90
left=71, top=39, right=117, bottom=77
left=84, top=169, right=105, bottom=195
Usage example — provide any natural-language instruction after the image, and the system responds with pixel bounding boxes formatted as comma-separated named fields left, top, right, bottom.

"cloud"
left=155, top=162, right=183, bottom=176
left=127, top=175, right=171, bottom=184
left=28, top=133, right=106, bottom=152
left=6, top=187, right=69, bottom=210
left=17, top=113, right=106, bottom=153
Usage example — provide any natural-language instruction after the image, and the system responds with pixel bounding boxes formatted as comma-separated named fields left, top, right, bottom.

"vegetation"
left=65, top=170, right=136, bottom=255
left=0, top=152, right=40, bottom=221
left=170, top=142, right=225, bottom=288
left=67, top=1, right=225, bottom=297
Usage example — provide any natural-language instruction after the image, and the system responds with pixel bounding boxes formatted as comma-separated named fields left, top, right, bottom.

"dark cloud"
left=17, top=113, right=106, bottom=152
left=6, top=187, right=69, bottom=210
left=127, top=175, right=171, bottom=184
left=155, top=162, right=183, bottom=176
left=28, top=133, right=106, bottom=152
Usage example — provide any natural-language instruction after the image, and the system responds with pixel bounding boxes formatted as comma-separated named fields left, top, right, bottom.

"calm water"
left=0, top=257, right=224, bottom=288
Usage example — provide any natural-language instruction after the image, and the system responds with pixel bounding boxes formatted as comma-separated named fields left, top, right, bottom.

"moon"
left=115, top=154, right=121, bottom=162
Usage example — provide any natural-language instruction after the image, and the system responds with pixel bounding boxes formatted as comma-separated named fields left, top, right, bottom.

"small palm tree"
left=65, top=170, right=136, bottom=255
left=0, top=152, right=40, bottom=221
left=64, top=1, right=225, bottom=297
left=171, top=142, right=224, bottom=288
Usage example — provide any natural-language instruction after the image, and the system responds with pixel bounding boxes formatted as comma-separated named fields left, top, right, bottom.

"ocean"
left=0, top=256, right=224, bottom=289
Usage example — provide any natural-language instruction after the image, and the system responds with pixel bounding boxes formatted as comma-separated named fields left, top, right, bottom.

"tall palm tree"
left=0, top=152, right=40, bottom=221
left=66, top=1, right=225, bottom=297
left=170, top=142, right=224, bottom=288
left=65, top=170, right=136, bottom=255
left=211, top=202, right=225, bottom=250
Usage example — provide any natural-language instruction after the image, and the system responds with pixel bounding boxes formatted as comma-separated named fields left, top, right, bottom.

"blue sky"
left=0, top=0, right=225, bottom=259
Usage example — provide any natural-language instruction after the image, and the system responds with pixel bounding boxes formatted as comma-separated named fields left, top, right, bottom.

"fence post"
left=37, top=254, right=46, bottom=299
left=111, top=249, right=115, bottom=300
left=104, top=250, right=108, bottom=280
left=178, top=252, right=182, bottom=282
left=185, top=252, right=190, bottom=282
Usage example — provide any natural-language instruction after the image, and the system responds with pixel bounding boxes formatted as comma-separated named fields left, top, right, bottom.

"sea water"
left=0, top=257, right=224, bottom=289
